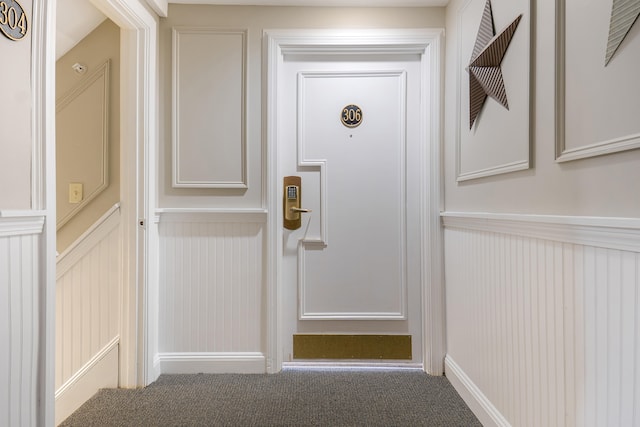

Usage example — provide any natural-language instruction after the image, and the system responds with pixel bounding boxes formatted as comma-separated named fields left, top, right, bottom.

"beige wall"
left=444, top=0, right=640, bottom=217
left=0, top=0, right=33, bottom=210
left=159, top=5, right=446, bottom=209
left=56, top=19, right=120, bottom=252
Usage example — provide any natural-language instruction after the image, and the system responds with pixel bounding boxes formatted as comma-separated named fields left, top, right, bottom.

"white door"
left=279, top=54, right=425, bottom=365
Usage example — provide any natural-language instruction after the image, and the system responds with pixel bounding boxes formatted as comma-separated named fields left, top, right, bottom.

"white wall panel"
left=443, top=213, right=640, bottom=427
left=0, top=216, right=44, bottom=427
left=172, top=28, right=247, bottom=188
left=55, top=207, right=121, bottom=415
left=158, top=212, right=264, bottom=366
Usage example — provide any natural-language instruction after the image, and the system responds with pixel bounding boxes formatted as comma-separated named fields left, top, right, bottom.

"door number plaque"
left=0, top=0, right=28, bottom=41
left=341, top=104, right=363, bottom=128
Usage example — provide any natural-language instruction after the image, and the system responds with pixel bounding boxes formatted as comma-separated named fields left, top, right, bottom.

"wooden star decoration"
left=605, top=0, right=640, bottom=66
left=467, top=0, right=522, bottom=129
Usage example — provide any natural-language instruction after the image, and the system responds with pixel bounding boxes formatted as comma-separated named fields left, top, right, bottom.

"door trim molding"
left=89, top=0, right=159, bottom=388
left=264, top=29, right=445, bottom=375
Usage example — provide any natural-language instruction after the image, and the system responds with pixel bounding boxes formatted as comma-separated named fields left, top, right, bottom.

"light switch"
left=69, top=183, right=83, bottom=204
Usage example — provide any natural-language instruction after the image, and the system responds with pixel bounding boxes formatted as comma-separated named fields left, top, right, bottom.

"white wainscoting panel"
left=55, top=206, right=121, bottom=424
left=0, top=214, right=44, bottom=427
left=443, top=213, right=640, bottom=427
left=158, top=211, right=265, bottom=373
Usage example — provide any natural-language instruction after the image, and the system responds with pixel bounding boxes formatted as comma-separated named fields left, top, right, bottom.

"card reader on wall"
left=283, top=176, right=311, bottom=230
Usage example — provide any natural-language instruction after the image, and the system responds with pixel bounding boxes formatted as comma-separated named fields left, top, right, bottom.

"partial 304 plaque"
left=0, top=0, right=28, bottom=41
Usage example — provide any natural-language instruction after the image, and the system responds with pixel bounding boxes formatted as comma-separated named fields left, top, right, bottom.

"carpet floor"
left=60, top=368, right=481, bottom=426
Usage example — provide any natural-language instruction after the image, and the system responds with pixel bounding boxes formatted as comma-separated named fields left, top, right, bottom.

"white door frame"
left=37, top=2, right=159, bottom=421
left=264, top=29, right=445, bottom=375
left=89, top=0, right=160, bottom=388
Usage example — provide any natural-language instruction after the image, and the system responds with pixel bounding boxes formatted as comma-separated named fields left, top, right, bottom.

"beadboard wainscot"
left=442, top=212, right=640, bottom=427
left=54, top=204, right=122, bottom=424
left=156, top=209, right=267, bottom=373
left=0, top=211, right=45, bottom=427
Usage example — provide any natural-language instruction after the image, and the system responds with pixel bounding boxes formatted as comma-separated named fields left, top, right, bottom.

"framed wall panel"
left=56, top=60, right=110, bottom=229
left=456, top=0, right=531, bottom=181
left=556, top=0, right=640, bottom=162
left=172, top=27, right=247, bottom=188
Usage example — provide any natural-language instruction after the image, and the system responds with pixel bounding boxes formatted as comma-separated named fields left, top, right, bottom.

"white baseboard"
left=445, top=355, right=511, bottom=427
left=158, top=352, right=266, bottom=374
left=55, top=339, right=119, bottom=425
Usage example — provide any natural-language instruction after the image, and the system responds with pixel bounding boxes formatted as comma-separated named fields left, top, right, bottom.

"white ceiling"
left=56, top=0, right=449, bottom=60
left=169, top=0, right=449, bottom=5
left=56, top=0, right=107, bottom=60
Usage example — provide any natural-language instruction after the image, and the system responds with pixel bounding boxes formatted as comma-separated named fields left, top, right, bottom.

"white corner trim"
left=158, top=352, right=266, bottom=374
left=445, top=355, right=511, bottom=427
left=441, top=211, right=640, bottom=252
left=0, top=214, right=46, bottom=237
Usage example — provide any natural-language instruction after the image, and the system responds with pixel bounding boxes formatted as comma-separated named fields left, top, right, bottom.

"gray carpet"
left=60, top=368, right=481, bottom=426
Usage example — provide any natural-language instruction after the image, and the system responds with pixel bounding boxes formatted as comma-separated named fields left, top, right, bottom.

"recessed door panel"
left=279, top=57, right=424, bottom=363
left=296, top=71, right=407, bottom=320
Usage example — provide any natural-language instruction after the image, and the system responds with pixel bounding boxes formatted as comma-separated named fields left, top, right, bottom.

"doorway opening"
left=52, top=0, right=158, bottom=423
left=265, top=29, right=445, bottom=375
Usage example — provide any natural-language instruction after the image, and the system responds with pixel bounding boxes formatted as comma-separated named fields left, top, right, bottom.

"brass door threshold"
left=293, top=334, right=412, bottom=360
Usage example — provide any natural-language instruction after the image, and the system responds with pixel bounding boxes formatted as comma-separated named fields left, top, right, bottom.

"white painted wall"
left=443, top=0, right=640, bottom=425
left=444, top=0, right=640, bottom=217
left=0, top=0, right=33, bottom=210
left=1, top=1, right=56, bottom=425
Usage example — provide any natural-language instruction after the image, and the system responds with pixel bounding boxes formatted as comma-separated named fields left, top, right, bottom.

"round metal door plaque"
left=341, top=104, right=363, bottom=128
left=0, top=0, right=29, bottom=41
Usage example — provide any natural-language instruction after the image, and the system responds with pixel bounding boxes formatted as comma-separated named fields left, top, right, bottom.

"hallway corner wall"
left=443, top=0, right=640, bottom=425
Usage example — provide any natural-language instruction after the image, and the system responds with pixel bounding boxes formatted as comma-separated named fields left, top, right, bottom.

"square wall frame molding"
left=556, top=0, right=640, bottom=162
left=455, top=0, right=532, bottom=182
left=172, top=27, right=248, bottom=188
left=56, top=60, right=110, bottom=229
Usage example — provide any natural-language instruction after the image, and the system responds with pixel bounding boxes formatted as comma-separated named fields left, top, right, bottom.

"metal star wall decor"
left=467, top=0, right=522, bottom=129
left=605, top=0, right=640, bottom=66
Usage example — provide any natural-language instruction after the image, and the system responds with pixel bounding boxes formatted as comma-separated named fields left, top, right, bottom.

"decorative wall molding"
left=442, top=211, right=640, bottom=252
left=555, top=0, right=640, bottom=162
left=156, top=208, right=267, bottom=223
left=172, top=27, right=248, bottom=188
left=444, top=213, right=640, bottom=426
left=0, top=213, right=45, bottom=237
left=158, top=352, right=266, bottom=374
left=56, top=60, right=111, bottom=229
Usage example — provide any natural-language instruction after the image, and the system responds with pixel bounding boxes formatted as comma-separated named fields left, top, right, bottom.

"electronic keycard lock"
left=283, top=176, right=311, bottom=230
